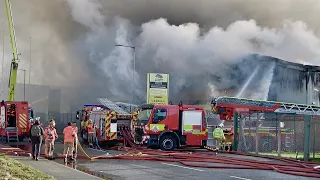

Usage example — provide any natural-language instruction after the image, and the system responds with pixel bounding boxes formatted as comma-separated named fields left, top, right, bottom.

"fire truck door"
left=182, top=111, right=203, bottom=146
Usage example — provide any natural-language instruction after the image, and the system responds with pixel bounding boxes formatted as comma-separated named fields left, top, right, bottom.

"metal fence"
left=311, top=119, right=320, bottom=159
left=233, top=111, right=319, bottom=161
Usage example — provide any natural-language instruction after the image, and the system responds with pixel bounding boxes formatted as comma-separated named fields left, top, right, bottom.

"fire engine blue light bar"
left=83, top=104, right=105, bottom=107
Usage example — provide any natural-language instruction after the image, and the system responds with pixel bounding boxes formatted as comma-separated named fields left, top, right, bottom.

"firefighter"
left=80, top=119, right=85, bottom=138
left=44, top=119, right=58, bottom=160
left=71, top=121, right=78, bottom=160
left=86, top=119, right=94, bottom=148
left=213, top=123, right=225, bottom=151
left=63, top=122, right=76, bottom=163
left=225, top=126, right=234, bottom=151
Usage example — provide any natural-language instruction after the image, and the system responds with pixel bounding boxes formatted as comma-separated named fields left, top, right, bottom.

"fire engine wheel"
left=160, top=135, right=176, bottom=151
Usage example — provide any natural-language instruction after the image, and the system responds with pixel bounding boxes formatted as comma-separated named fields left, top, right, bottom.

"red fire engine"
left=0, top=101, right=33, bottom=142
left=211, top=97, right=320, bottom=151
left=133, top=102, right=208, bottom=151
left=77, top=102, right=133, bottom=143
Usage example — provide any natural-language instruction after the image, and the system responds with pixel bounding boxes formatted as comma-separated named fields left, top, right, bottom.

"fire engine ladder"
left=97, top=98, right=130, bottom=114
left=275, top=102, right=320, bottom=115
left=5, top=127, right=19, bottom=143
left=215, top=97, right=320, bottom=116
left=115, top=102, right=138, bottom=113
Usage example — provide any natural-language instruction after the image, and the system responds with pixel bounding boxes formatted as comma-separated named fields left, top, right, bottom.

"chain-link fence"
left=234, top=111, right=318, bottom=160
left=311, top=117, right=320, bottom=160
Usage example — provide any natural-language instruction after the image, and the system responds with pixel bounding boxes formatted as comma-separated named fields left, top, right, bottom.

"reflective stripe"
left=149, top=124, right=165, bottom=132
left=184, top=125, right=193, bottom=131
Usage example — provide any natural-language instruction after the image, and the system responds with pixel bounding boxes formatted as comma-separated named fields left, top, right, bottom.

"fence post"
left=277, top=119, right=281, bottom=157
left=233, top=112, right=239, bottom=151
left=304, top=115, right=311, bottom=161
left=255, top=113, right=259, bottom=154
left=313, top=123, right=317, bottom=159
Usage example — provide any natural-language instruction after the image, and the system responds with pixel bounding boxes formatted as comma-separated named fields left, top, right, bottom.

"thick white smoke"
left=67, top=0, right=320, bottom=101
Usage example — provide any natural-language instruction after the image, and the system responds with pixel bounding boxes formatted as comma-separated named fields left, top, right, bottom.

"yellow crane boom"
left=4, top=0, right=19, bottom=101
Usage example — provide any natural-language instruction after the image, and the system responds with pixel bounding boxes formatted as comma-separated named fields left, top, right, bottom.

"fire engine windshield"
left=136, top=109, right=152, bottom=125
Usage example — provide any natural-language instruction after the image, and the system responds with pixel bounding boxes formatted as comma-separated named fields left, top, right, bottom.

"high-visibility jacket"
left=85, top=120, right=90, bottom=129
left=44, top=126, right=58, bottom=140
left=87, top=124, right=94, bottom=134
left=63, top=126, right=75, bottom=143
left=80, top=121, right=85, bottom=129
left=213, top=127, right=225, bottom=140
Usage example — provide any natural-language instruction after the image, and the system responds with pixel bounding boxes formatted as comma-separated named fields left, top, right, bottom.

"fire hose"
left=0, top=128, right=319, bottom=178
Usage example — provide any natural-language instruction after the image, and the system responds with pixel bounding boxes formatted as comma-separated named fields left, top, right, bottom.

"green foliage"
left=0, top=155, right=55, bottom=180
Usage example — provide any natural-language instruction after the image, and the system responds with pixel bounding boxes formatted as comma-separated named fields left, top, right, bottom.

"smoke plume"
left=1, top=0, right=320, bottom=106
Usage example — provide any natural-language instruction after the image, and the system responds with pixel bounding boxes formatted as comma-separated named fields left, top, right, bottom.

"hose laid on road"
left=1, top=128, right=319, bottom=178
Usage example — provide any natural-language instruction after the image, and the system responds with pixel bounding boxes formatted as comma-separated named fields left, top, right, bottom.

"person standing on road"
left=80, top=119, right=85, bottom=138
left=71, top=121, right=78, bottom=160
left=63, top=122, right=76, bottom=163
left=29, top=119, right=44, bottom=161
left=213, top=123, right=225, bottom=151
left=225, top=126, right=234, bottom=151
left=44, top=119, right=58, bottom=160
left=86, top=119, right=95, bottom=148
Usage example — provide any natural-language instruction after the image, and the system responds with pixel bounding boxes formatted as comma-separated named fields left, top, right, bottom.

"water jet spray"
left=236, top=65, right=261, bottom=98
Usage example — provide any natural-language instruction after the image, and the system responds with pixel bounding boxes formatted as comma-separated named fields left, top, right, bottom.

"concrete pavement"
left=12, top=156, right=103, bottom=180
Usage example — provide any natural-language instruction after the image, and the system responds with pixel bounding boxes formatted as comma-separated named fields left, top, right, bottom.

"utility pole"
left=28, top=36, right=31, bottom=84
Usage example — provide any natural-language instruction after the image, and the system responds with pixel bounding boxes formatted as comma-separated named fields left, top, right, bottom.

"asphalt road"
left=71, top=158, right=318, bottom=180
left=51, top=143, right=318, bottom=180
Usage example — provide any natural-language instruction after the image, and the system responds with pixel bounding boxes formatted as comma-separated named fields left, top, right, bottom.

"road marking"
left=230, top=176, right=252, bottom=180
left=161, top=162, right=204, bottom=172
left=131, top=164, right=150, bottom=169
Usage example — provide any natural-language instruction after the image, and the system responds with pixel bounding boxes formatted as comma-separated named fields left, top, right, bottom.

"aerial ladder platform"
left=211, top=96, right=320, bottom=120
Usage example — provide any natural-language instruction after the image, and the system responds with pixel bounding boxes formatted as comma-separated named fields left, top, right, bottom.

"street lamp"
left=115, top=44, right=136, bottom=105
left=18, top=69, right=26, bottom=101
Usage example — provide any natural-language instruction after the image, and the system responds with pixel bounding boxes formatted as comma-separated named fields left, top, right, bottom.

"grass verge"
left=0, top=154, right=55, bottom=180
left=311, top=158, right=320, bottom=163
left=249, top=151, right=320, bottom=161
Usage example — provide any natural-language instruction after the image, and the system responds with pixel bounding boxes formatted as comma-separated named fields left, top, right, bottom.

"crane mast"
left=4, top=0, right=19, bottom=101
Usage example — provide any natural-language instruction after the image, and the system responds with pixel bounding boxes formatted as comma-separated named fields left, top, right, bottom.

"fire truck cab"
left=0, top=100, right=32, bottom=141
left=134, top=102, right=208, bottom=151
